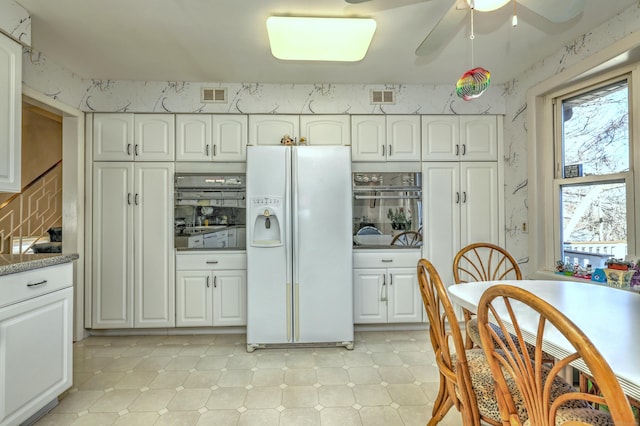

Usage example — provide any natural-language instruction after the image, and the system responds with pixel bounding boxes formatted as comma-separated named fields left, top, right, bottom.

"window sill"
left=527, top=270, right=593, bottom=282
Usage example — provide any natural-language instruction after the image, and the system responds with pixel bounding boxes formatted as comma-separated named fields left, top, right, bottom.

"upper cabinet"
left=249, top=115, right=349, bottom=146
left=351, top=115, right=421, bottom=162
left=93, top=113, right=175, bottom=161
left=0, top=34, right=21, bottom=192
left=176, top=114, right=247, bottom=162
left=421, top=115, right=497, bottom=162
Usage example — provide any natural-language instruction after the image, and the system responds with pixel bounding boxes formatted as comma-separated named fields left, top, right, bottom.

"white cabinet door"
left=212, top=115, right=248, bottom=161
left=421, top=116, right=458, bottom=161
left=212, top=270, right=247, bottom=326
left=351, top=116, right=386, bottom=162
left=134, top=114, right=175, bottom=161
left=92, top=162, right=134, bottom=328
left=387, top=268, right=422, bottom=323
left=387, top=115, right=421, bottom=161
left=460, top=162, right=499, bottom=247
left=460, top=116, right=497, bottom=161
left=300, top=115, right=350, bottom=146
left=93, top=113, right=135, bottom=161
left=249, top=115, right=299, bottom=145
left=422, top=162, right=460, bottom=288
left=353, top=269, right=387, bottom=323
left=134, top=163, right=175, bottom=328
left=176, top=271, right=212, bottom=327
left=0, top=34, right=21, bottom=192
left=0, top=287, right=72, bottom=426
left=176, top=114, right=212, bottom=161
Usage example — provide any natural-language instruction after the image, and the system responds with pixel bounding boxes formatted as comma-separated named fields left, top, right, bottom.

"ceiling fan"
left=345, top=0, right=586, bottom=57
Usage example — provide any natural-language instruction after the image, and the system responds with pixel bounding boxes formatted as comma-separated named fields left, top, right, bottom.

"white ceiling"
left=16, top=0, right=639, bottom=85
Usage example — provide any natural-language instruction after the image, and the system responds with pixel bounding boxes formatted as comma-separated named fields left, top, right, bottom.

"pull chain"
left=470, top=1, right=475, bottom=68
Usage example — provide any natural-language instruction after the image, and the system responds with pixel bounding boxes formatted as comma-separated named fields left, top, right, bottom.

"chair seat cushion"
left=452, top=348, right=590, bottom=424
left=523, top=407, right=615, bottom=426
left=466, top=318, right=539, bottom=360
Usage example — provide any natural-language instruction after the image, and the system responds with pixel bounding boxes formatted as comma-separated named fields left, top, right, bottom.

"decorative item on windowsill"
left=387, top=207, right=411, bottom=231
left=455, top=0, right=491, bottom=101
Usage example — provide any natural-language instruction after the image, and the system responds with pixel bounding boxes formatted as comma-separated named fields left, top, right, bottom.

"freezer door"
left=293, top=146, right=354, bottom=343
left=246, top=146, right=292, bottom=344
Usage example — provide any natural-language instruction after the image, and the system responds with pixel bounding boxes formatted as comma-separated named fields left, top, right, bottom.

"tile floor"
left=35, top=330, right=465, bottom=426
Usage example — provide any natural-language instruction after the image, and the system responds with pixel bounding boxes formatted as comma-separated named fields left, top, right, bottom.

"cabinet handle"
left=455, top=144, right=459, bottom=156
left=388, top=144, right=392, bottom=156
left=213, top=145, right=217, bottom=156
left=135, top=193, right=139, bottom=205
left=206, top=260, right=219, bottom=264
left=381, top=259, right=393, bottom=263
left=462, top=144, right=466, bottom=155
left=127, top=193, right=132, bottom=205
left=456, top=192, right=460, bottom=204
left=380, top=275, right=387, bottom=301
left=135, top=144, right=139, bottom=156
left=206, top=145, right=210, bottom=156
left=127, top=144, right=132, bottom=155
left=213, top=276, right=217, bottom=288
left=463, top=191, right=467, bottom=203
left=27, top=279, right=47, bottom=288
left=206, top=276, right=210, bottom=288
left=382, top=145, right=386, bottom=157
left=389, top=274, right=393, bottom=286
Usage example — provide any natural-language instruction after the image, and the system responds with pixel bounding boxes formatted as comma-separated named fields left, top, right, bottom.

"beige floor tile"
left=154, top=410, right=200, bottom=426
left=364, top=342, right=395, bottom=353
left=244, top=386, right=282, bottom=409
left=320, top=407, right=363, bottom=426
left=347, top=366, right=382, bottom=385
left=183, top=370, right=222, bottom=388
left=397, top=404, right=432, bottom=426
left=408, top=364, right=441, bottom=383
left=352, top=384, right=392, bottom=406
left=342, top=352, right=373, bottom=367
left=52, top=390, right=104, bottom=413
left=70, top=412, right=118, bottom=426
left=218, top=369, right=253, bottom=387
left=112, top=411, right=159, bottom=425
left=128, top=389, right=176, bottom=412
left=150, top=345, right=183, bottom=357
left=114, top=371, right=157, bottom=389
left=255, top=353, right=286, bottom=368
left=285, top=353, right=315, bottom=369
left=206, top=345, right=237, bottom=356
left=284, top=368, right=317, bottom=386
left=279, top=407, right=321, bottom=426
left=358, top=406, right=404, bottom=426
left=377, top=366, right=415, bottom=384
left=251, top=368, right=285, bottom=386
left=74, top=357, right=116, bottom=373
left=32, top=412, right=78, bottom=425
left=317, top=385, right=355, bottom=407
left=206, top=387, right=248, bottom=409
left=238, top=408, right=280, bottom=426
left=148, top=371, right=189, bottom=389
left=89, top=389, right=140, bottom=412
left=398, top=350, right=434, bottom=365
left=386, top=384, right=428, bottom=405
left=370, top=352, right=403, bottom=367
left=168, top=388, right=212, bottom=410
left=282, top=386, right=318, bottom=408
left=316, top=367, right=350, bottom=386
left=78, top=372, right=126, bottom=391
left=227, top=354, right=258, bottom=369
left=314, top=353, right=344, bottom=368
left=196, top=409, right=240, bottom=426
left=102, top=356, right=144, bottom=372
left=131, top=356, right=172, bottom=371
left=196, top=355, right=228, bottom=370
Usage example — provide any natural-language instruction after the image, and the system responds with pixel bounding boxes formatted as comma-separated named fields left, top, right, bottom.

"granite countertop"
left=0, top=253, right=79, bottom=276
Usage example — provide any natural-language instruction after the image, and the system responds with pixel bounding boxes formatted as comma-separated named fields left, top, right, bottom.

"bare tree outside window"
left=559, top=80, right=630, bottom=267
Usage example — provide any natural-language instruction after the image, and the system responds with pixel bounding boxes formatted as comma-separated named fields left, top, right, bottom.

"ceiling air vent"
left=370, top=89, right=395, bottom=105
left=201, top=87, right=227, bottom=103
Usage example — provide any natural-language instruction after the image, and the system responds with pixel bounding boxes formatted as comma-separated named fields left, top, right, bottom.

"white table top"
left=448, top=279, right=640, bottom=401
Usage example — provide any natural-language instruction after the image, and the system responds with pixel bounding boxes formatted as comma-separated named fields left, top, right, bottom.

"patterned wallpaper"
left=13, top=2, right=640, bottom=275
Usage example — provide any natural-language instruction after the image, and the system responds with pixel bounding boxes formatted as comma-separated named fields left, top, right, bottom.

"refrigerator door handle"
left=294, top=283, right=300, bottom=342
left=286, top=282, right=292, bottom=342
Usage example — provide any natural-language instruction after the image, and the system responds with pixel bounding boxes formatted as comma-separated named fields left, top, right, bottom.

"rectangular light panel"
left=266, top=16, right=376, bottom=62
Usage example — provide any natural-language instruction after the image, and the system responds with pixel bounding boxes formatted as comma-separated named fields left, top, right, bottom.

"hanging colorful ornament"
left=455, top=2, right=491, bottom=101
left=456, top=67, right=491, bottom=100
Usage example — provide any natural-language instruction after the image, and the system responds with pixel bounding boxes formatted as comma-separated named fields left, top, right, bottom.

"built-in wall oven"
left=352, top=171, right=422, bottom=248
left=174, top=173, right=246, bottom=250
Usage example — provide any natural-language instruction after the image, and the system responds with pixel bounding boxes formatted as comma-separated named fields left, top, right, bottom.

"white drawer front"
left=353, top=250, right=421, bottom=269
left=0, top=263, right=73, bottom=309
left=176, top=252, right=247, bottom=270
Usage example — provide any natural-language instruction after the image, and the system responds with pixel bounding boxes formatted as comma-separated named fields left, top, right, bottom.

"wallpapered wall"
left=8, top=2, right=640, bottom=275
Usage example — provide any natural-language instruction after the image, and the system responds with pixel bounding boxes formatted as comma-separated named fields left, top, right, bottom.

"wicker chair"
left=477, top=284, right=636, bottom=425
left=453, top=242, right=522, bottom=349
left=417, top=258, right=503, bottom=425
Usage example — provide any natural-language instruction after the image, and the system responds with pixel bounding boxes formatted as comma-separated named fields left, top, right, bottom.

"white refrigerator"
left=246, top=145, right=353, bottom=350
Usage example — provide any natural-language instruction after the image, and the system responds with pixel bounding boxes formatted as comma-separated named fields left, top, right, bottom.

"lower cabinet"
left=176, top=252, right=247, bottom=327
left=353, top=250, right=423, bottom=324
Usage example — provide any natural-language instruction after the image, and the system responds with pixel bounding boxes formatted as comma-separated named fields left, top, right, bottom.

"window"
left=554, top=77, right=632, bottom=269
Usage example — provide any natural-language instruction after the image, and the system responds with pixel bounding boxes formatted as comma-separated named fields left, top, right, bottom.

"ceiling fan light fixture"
left=266, top=16, right=376, bottom=62
left=466, top=0, right=510, bottom=12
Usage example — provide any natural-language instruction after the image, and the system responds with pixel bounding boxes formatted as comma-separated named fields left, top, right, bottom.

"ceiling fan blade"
left=415, top=0, right=467, bottom=58
left=518, top=0, right=585, bottom=23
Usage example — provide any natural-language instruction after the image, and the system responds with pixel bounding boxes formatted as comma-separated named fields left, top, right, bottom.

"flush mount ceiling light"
left=465, top=0, right=510, bottom=12
left=266, top=16, right=377, bottom=62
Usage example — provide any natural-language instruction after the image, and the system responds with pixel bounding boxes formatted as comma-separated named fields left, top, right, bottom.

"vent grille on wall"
left=201, top=88, right=227, bottom=103
left=370, top=90, right=395, bottom=105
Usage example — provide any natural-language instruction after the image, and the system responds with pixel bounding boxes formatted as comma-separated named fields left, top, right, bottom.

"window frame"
left=551, top=73, right=634, bottom=265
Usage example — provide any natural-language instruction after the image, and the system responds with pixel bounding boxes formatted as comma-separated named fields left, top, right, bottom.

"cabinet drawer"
left=0, top=263, right=73, bottom=309
left=176, top=252, right=247, bottom=270
left=353, top=250, right=421, bottom=269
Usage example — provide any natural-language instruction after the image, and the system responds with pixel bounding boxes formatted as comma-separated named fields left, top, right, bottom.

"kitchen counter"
left=0, top=253, right=79, bottom=276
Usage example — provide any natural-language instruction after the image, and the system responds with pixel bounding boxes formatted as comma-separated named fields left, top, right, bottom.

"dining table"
left=447, top=279, right=640, bottom=402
